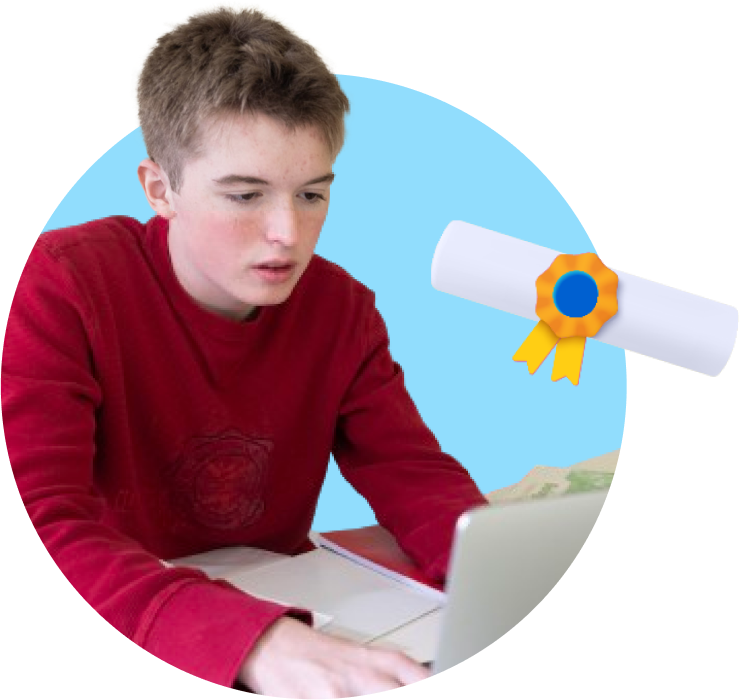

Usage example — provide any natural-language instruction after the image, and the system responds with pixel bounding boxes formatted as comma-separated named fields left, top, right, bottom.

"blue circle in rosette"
left=553, top=271, right=600, bottom=318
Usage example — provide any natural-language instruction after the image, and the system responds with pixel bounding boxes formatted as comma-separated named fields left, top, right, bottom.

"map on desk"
left=485, top=450, right=617, bottom=504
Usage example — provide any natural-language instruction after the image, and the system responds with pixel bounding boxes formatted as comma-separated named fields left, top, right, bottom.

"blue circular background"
left=554, top=271, right=599, bottom=318
left=42, top=76, right=626, bottom=531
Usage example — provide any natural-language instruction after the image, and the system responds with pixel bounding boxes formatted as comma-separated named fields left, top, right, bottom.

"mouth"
left=254, top=259, right=295, bottom=270
left=252, top=260, right=297, bottom=283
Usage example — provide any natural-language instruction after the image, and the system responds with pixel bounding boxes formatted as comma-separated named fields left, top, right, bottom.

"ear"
left=138, top=159, right=176, bottom=219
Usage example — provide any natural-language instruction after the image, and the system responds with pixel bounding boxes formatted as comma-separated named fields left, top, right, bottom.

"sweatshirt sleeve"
left=1, top=243, right=311, bottom=688
left=332, top=295, right=489, bottom=583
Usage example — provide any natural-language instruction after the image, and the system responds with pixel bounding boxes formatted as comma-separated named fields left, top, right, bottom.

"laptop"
left=169, top=488, right=608, bottom=673
left=426, top=489, right=608, bottom=673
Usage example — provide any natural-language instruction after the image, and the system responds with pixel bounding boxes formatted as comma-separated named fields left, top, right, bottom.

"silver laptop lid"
left=433, top=490, right=607, bottom=674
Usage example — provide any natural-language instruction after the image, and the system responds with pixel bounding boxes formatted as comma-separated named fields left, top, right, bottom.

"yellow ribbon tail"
left=513, top=320, right=559, bottom=374
left=552, top=336, right=586, bottom=385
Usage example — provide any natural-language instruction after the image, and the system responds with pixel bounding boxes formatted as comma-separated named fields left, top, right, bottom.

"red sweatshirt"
left=2, top=215, right=488, bottom=687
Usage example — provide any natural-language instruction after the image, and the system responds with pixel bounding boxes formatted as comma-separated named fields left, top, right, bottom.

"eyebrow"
left=213, top=172, right=335, bottom=187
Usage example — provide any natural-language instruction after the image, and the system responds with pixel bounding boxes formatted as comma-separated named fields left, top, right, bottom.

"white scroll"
left=431, top=220, right=737, bottom=376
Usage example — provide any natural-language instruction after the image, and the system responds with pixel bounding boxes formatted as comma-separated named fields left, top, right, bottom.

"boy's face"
left=165, top=112, right=334, bottom=320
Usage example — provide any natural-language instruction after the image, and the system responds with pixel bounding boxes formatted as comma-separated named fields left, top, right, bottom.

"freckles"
left=226, top=212, right=262, bottom=240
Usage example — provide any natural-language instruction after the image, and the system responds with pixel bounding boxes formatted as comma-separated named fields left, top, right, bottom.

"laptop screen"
left=433, top=490, right=608, bottom=674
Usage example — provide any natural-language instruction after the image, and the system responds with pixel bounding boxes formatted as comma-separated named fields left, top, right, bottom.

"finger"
left=372, top=649, right=432, bottom=685
left=395, top=660, right=432, bottom=685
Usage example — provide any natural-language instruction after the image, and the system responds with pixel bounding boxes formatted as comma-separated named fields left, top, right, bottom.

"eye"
left=227, top=192, right=261, bottom=203
left=225, top=192, right=326, bottom=205
left=301, top=192, right=326, bottom=204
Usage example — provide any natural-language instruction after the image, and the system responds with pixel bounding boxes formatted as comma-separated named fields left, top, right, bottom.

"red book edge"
left=316, top=525, right=446, bottom=600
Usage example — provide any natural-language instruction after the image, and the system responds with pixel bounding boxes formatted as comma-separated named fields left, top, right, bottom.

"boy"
left=2, top=7, right=488, bottom=697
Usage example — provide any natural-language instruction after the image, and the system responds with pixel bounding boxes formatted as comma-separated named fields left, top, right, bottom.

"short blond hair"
left=138, top=7, right=350, bottom=191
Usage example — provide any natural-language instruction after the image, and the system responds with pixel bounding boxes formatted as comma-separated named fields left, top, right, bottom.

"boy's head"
left=138, top=7, right=349, bottom=193
left=136, top=8, right=350, bottom=321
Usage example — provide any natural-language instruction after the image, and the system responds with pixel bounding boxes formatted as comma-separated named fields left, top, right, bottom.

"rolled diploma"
left=431, top=220, right=738, bottom=376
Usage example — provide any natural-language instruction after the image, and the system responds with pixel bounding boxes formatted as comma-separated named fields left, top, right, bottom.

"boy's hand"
left=238, top=616, right=431, bottom=698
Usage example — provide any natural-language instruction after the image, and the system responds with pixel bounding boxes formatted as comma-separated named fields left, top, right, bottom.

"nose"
left=264, top=206, right=299, bottom=247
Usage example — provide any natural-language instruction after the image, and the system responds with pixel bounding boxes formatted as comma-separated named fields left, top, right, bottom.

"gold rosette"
left=513, top=253, right=618, bottom=385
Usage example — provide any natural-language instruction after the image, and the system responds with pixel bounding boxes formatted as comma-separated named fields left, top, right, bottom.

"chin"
left=247, top=286, right=296, bottom=308
left=236, top=268, right=305, bottom=307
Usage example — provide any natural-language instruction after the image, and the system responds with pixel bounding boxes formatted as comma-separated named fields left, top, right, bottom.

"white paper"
left=367, top=608, right=443, bottom=664
left=165, top=545, right=289, bottom=579
left=225, top=549, right=441, bottom=644
left=431, top=220, right=738, bottom=375
left=165, top=547, right=333, bottom=630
